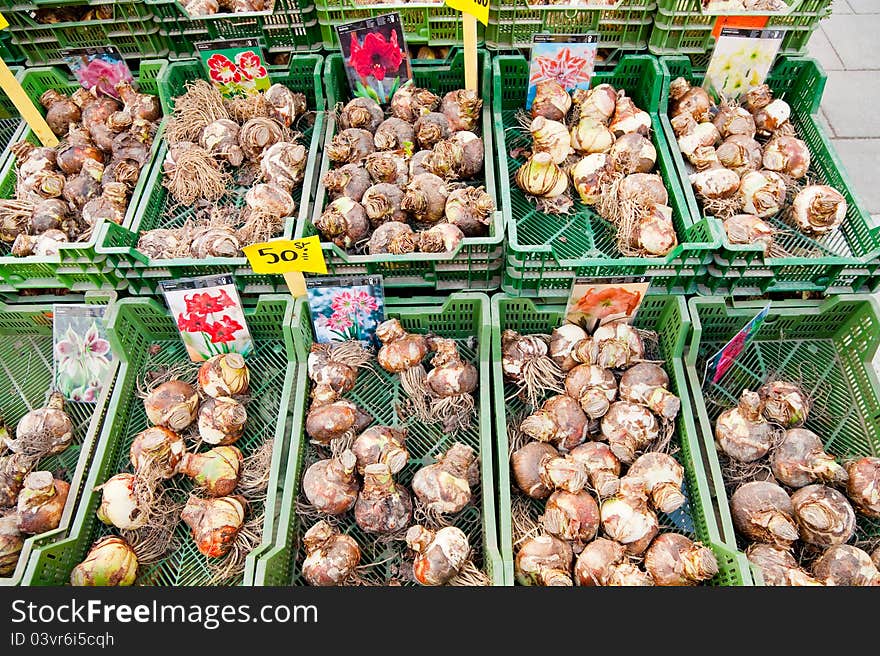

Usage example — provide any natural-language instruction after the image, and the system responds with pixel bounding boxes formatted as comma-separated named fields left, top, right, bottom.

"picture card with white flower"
left=703, top=28, right=784, bottom=100
left=53, top=305, right=115, bottom=403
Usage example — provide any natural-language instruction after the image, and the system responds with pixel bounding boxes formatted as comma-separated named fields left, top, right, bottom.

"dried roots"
left=165, top=81, right=229, bottom=145
left=206, top=514, right=263, bottom=585
left=163, top=147, right=231, bottom=205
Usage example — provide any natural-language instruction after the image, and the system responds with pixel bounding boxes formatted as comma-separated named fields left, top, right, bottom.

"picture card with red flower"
left=336, top=13, right=412, bottom=104
left=196, top=39, right=271, bottom=99
left=160, top=274, right=254, bottom=362
left=565, top=278, right=650, bottom=333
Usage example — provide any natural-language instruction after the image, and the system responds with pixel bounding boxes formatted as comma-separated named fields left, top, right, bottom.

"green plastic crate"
left=0, top=30, right=25, bottom=66
left=494, top=54, right=722, bottom=300
left=0, top=292, right=117, bottom=586
left=486, top=0, right=655, bottom=52
left=5, top=1, right=168, bottom=66
left=300, top=49, right=504, bottom=293
left=0, top=61, right=167, bottom=293
left=659, top=56, right=880, bottom=296
left=315, top=0, right=480, bottom=50
left=149, top=0, right=321, bottom=60
left=0, top=65, right=24, bottom=162
left=24, top=295, right=299, bottom=587
left=684, top=295, right=880, bottom=585
left=97, top=54, right=325, bottom=296
left=650, top=1, right=833, bottom=67
left=255, top=293, right=504, bottom=586
left=491, top=293, right=752, bottom=586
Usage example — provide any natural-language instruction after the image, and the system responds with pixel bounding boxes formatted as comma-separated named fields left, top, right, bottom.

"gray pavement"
left=806, top=0, right=880, bottom=225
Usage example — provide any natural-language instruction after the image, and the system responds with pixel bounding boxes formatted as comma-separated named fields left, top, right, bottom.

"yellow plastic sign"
left=0, top=13, right=8, bottom=30
left=242, top=235, right=328, bottom=275
left=445, top=0, right=488, bottom=27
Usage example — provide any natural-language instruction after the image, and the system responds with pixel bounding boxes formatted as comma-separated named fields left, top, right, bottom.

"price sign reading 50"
left=243, top=236, right=327, bottom=275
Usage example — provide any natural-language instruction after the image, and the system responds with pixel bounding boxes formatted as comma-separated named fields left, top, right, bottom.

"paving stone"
left=829, top=138, right=880, bottom=214
left=806, top=26, right=844, bottom=71
left=821, top=72, right=880, bottom=137
left=846, top=0, right=880, bottom=13
left=817, top=107, right=835, bottom=136
left=834, top=1, right=853, bottom=13
left=820, top=13, right=880, bottom=69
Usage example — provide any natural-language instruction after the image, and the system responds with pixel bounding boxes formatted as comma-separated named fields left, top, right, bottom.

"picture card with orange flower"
left=565, top=280, right=650, bottom=332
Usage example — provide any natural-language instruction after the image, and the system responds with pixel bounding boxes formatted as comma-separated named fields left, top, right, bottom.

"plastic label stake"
left=243, top=235, right=328, bottom=298
left=445, top=0, right=486, bottom=91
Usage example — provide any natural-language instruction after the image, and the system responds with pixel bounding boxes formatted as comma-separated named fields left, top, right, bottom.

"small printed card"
left=704, top=303, right=771, bottom=384
left=335, top=13, right=412, bottom=105
left=565, top=277, right=650, bottom=333
left=527, top=34, right=599, bottom=110
left=59, top=46, right=134, bottom=100
left=703, top=0, right=789, bottom=11
left=196, top=39, right=271, bottom=98
left=53, top=304, right=114, bottom=403
left=160, top=274, right=254, bottom=362
left=306, top=275, right=386, bottom=348
left=704, top=27, right=784, bottom=99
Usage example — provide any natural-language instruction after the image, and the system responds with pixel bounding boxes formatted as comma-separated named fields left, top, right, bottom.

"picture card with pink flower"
left=53, top=305, right=115, bottom=403
left=160, top=274, right=254, bottom=362
left=527, top=34, right=598, bottom=110
left=306, top=275, right=385, bottom=348
left=196, top=39, right=271, bottom=98
left=60, top=46, right=134, bottom=100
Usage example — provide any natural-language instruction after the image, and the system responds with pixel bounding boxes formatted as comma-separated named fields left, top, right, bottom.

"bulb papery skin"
left=731, top=481, right=799, bottom=549
left=407, top=525, right=470, bottom=586
left=790, top=484, right=856, bottom=548
left=515, top=534, right=573, bottom=586
left=770, top=428, right=847, bottom=489
left=812, top=545, right=880, bottom=587
left=747, top=543, right=823, bottom=587
left=846, top=456, right=880, bottom=518
left=70, top=536, right=138, bottom=587
left=198, top=353, right=250, bottom=398
left=302, top=520, right=361, bottom=586
left=97, top=473, right=147, bottom=531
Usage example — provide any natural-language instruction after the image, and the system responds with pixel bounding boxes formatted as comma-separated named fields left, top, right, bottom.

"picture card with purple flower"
left=306, top=275, right=385, bottom=348
left=53, top=305, right=115, bottom=403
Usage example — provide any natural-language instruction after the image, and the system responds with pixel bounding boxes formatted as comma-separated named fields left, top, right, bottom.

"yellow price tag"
left=0, top=13, right=8, bottom=31
left=242, top=236, right=328, bottom=275
left=445, top=0, right=488, bottom=26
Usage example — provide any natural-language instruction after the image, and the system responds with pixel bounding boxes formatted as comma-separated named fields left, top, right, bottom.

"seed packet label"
left=306, top=275, right=386, bottom=348
left=160, top=274, right=254, bottom=362
left=196, top=39, right=271, bottom=98
left=565, top=277, right=650, bottom=333
left=59, top=46, right=134, bottom=100
left=704, top=302, right=771, bottom=385
left=53, top=305, right=114, bottom=403
left=704, top=27, right=784, bottom=99
left=243, top=236, right=328, bottom=275
left=445, top=0, right=489, bottom=27
left=335, top=13, right=412, bottom=105
left=527, top=34, right=599, bottom=110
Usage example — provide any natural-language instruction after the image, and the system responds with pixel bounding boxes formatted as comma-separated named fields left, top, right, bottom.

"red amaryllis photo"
left=348, top=31, right=404, bottom=82
left=205, top=315, right=245, bottom=344
left=235, top=50, right=268, bottom=82
left=207, top=54, right=238, bottom=85
left=184, top=289, right=236, bottom=316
